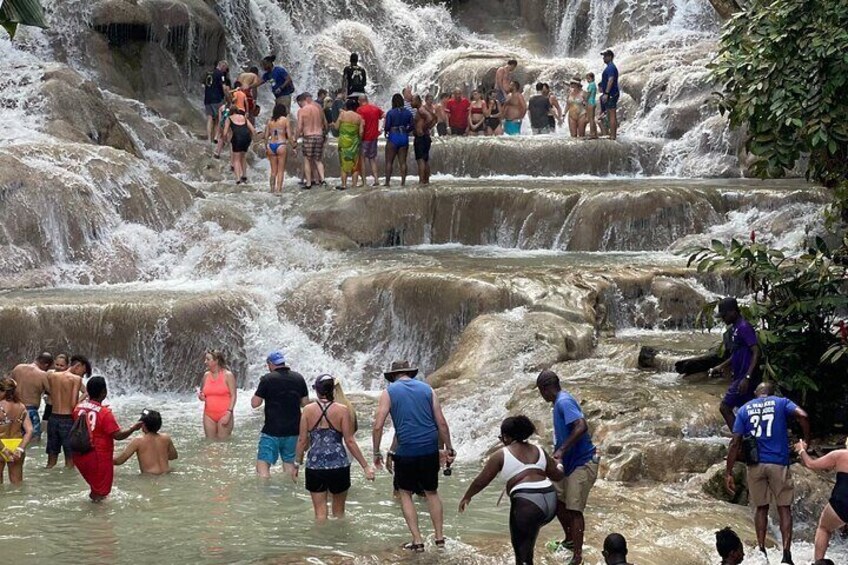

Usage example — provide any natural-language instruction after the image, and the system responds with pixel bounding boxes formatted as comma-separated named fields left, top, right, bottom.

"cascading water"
left=1, top=0, right=844, bottom=563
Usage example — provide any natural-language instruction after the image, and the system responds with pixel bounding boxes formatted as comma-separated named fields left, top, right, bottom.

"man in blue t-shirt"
left=537, top=370, right=598, bottom=565
left=725, top=382, right=809, bottom=565
left=203, top=60, right=231, bottom=144
left=372, top=360, right=455, bottom=552
left=709, top=297, right=761, bottom=430
left=258, top=55, right=295, bottom=110
left=598, top=49, right=620, bottom=141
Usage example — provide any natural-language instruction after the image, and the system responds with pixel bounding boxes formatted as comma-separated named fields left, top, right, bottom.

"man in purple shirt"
left=709, top=297, right=760, bottom=430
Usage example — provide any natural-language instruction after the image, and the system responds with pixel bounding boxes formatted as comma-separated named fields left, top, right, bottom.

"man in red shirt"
left=444, top=88, right=470, bottom=136
left=73, top=376, right=141, bottom=502
left=356, top=94, right=384, bottom=187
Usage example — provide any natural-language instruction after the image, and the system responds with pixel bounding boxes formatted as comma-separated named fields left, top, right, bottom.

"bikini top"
left=0, top=401, right=25, bottom=427
left=498, top=443, right=547, bottom=482
left=306, top=401, right=349, bottom=470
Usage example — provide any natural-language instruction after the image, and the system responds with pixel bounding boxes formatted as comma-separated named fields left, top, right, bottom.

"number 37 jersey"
left=733, top=395, right=799, bottom=466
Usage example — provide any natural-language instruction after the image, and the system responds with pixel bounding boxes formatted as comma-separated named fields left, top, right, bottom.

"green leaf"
left=0, top=0, right=48, bottom=35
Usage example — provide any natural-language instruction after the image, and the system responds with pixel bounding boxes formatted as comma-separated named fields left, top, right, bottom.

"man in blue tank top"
left=537, top=370, right=598, bottom=565
left=726, top=383, right=809, bottom=564
left=372, top=360, right=455, bottom=553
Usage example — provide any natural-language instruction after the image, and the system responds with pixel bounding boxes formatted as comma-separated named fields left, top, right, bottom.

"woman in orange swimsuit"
left=198, top=351, right=237, bottom=440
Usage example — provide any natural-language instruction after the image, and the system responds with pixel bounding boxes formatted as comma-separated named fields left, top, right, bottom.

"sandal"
left=403, top=542, right=425, bottom=553
left=435, top=538, right=446, bottom=549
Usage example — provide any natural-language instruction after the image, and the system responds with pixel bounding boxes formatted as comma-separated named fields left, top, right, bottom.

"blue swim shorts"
left=26, top=406, right=42, bottom=438
left=257, top=434, right=297, bottom=465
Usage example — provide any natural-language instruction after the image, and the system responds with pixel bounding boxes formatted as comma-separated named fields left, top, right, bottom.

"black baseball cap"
left=600, top=49, right=614, bottom=58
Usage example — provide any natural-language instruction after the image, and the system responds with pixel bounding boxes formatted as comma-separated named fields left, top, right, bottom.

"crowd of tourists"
left=2, top=297, right=846, bottom=564
left=201, top=51, right=621, bottom=191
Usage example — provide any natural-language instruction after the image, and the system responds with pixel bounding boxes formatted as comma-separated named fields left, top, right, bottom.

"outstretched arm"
left=372, top=391, right=391, bottom=468
left=114, top=421, right=143, bottom=441
left=113, top=439, right=139, bottom=466
left=459, top=450, right=503, bottom=512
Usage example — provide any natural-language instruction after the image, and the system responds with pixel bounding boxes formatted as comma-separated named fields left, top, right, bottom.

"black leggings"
left=509, top=487, right=557, bottom=565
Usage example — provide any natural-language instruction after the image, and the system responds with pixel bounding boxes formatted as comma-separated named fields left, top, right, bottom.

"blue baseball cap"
left=266, top=351, right=286, bottom=366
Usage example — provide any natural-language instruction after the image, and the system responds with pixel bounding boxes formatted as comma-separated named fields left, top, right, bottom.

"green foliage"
left=711, top=0, right=848, bottom=188
left=687, top=236, right=848, bottom=403
left=0, top=0, right=47, bottom=38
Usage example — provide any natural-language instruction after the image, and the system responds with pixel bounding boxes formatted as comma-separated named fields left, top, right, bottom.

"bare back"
left=135, top=433, right=176, bottom=475
left=11, top=364, right=48, bottom=407
left=237, top=72, right=260, bottom=90
left=496, top=66, right=511, bottom=93
left=298, top=104, right=324, bottom=136
left=47, top=371, right=83, bottom=415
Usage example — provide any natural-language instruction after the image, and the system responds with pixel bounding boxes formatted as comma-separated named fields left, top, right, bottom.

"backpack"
left=69, top=412, right=92, bottom=454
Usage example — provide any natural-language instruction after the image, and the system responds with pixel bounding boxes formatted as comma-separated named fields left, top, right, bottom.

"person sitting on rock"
left=715, top=527, right=744, bottom=565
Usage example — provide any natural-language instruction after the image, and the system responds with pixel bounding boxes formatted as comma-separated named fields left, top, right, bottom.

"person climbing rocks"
left=725, top=382, right=810, bottom=565
left=258, top=55, right=295, bottom=111
left=495, top=59, right=518, bottom=104
left=203, top=60, right=231, bottom=144
left=708, top=297, right=760, bottom=431
left=536, top=370, right=599, bottom=565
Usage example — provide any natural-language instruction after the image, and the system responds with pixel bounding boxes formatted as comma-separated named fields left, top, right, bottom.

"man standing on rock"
left=502, top=81, right=527, bottom=136
left=296, top=93, right=326, bottom=188
left=495, top=59, right=517, bottom=104
left=444, top=88, right=470, bottom=136
left=725, top=382, right=809, bottom=564
left=46, top=355, right=89, bottom=469
left=259, top=55, right=295, bottom=110
left=537, top=370, right=598, bottom=565
left=204, top=60, right=231, bottom=144
left=342, top=53, right=367, bottom=101
left=10, top=352, right=53, bottom=441
left=356, top=94, right=383, bottom=187
left=251, top=351, right=308, bottom=479
left=528, top=82, right=553, bottom=134
left=599, top=49, right=619, bottom=141
left=709, top=297, right=760, bottom=431
left=412, top=95, right=436, bottom=185
left=372, top=360, right=455, bottom=552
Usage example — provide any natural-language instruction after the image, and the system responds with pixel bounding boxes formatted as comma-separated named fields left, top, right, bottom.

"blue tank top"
left=388, top=378, right=439, bottom=457
left=305, top=401, right=350, bottom=470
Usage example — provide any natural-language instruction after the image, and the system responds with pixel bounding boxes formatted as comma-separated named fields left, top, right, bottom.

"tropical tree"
left=1, top=0, right=47, bottom=38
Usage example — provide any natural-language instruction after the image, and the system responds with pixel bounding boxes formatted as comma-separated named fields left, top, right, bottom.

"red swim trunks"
left=74, top=450, right=115, bottom=498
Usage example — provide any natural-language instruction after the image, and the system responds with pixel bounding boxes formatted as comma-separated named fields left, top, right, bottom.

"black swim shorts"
left=393, top=452, right=439, bottom=493
left=414, top=135, right=431, bottom=162
left=305, top=466, right=351, bottom=494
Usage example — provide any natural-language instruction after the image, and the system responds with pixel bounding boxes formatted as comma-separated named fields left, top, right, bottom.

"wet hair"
left=500, top=415, right=535, bottom=442
left=317, top=88, right=328, bottom=98
left=86, top=376, right=107, bottom=401
left=206, top=350, right=227, bottom=369
left=345, top=98, right=358, bottom=111
left=715, top=527, right=742, bottom=558
left=333, top=380, right=358, bottom=432
left=140, top=410, right=162, bottom=433
left=535, top=82, right=544, bottom=92
left=718, top=297, right=740, bottom=315
left=507, top=59, right=517, bottom=66
left=249, top=66, right=259, bottom=75
left=36, top=352, right=54, bottom=366
left=536, top=369, right=560, bottom=390
left=70, top=355, right=92, bottom=378
left=603, top=533, right=627, bottom=555
left=234, top=80, right=242, bottom=89
left=0, top=377, right=20, bottom=402
left=391, top=93, right=405, bottom=109
left=295, top=93, right=307, bottom=104
left=510, top=80, right=521, bottom=90
left=272, top=103, right=288, bottom=120
left=314, top=374, right=335, bottom=401
left=350, top=52, right=359, bottom=64
left=586, top=72, right=595, bottom=80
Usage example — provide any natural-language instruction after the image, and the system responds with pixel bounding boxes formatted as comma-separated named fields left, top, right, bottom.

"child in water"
left=114, top=409, right=178, bottom=475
